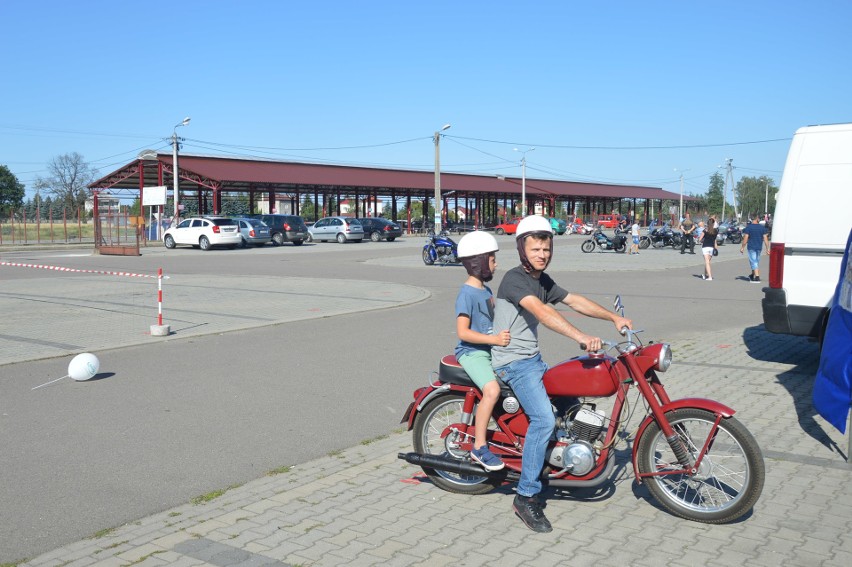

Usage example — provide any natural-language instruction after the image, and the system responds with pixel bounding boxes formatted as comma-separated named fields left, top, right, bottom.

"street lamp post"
left=674, top=167, right=690, bottom=222
left=171, top=117, right=191, bottom=223
left=433, top=124, right=451, bottom=232
left=514, top=147, right=535, bottom=217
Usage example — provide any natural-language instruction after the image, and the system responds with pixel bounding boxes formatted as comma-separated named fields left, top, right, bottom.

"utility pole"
left=433, top=124, right=451, bottom=231
left=722, top=158, right=738, bottom=222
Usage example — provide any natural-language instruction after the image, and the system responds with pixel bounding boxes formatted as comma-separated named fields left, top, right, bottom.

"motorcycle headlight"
left=654, top=343, right=672, bottom=372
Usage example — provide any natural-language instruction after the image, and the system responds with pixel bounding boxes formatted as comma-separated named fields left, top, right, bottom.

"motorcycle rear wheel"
left=636, top=408, right=765, bottom=524
left=580, top=240, right=596, bottom=253
left=412, top=394, right=501, bottom=495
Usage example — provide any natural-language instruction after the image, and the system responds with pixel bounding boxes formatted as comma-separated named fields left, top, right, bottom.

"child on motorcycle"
left=454, top=231, right=511, bottom=472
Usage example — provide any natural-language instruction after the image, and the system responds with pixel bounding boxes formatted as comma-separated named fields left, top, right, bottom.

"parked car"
left=233, top=217, right=272, bottom=247
left=359, top=217, right=403, bottom=242
left=549, top=217, right=568, bottom=235
left=308, top=216, right=364, bottom=243
left=447, top=220, right=478, bottom=234
left=249, top=214, right=308, bottom=246
left=596, top=214, right=620, bottom=229
left=493, top=218, right=521, bottom=235
left=162, top=216, right=242, bottom=251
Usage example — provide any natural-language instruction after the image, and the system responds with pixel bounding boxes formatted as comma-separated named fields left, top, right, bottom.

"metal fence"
left=0, top=207, right=92, bottom=245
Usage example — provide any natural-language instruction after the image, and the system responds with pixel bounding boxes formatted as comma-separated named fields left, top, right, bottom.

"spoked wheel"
left=580, top=240, right=596, bottom=253
left=636, top=408, right=765, bottom=524
left=412, top=394, right=500, bottom=495
left=422, top=247, right=435, bottom=265
left=639, top=236, right=651, bottom=249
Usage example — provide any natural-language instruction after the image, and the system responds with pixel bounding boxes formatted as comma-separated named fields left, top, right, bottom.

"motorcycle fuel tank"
left=543, top=356, right=620, bottom=397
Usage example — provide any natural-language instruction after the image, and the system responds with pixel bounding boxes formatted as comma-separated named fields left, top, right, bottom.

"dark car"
left=447, top=220, right=478, bottom=234
left=359, top=217, right=403, bottom=242
left=250, top=214, right=308, bottom=246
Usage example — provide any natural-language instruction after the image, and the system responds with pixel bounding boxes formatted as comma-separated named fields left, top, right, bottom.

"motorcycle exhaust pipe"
left=398, top=452, right=513, bottom=479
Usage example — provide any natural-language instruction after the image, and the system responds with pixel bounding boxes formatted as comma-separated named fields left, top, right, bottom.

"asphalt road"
left=0, top=234, right=771, bottom=561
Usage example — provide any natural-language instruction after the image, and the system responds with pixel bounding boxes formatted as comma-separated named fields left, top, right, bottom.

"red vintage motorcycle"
left=399, top=297, right=765, bottom=524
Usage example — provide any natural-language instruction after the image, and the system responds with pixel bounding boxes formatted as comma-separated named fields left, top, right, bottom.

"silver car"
left=234, top=217, right=272, bottom=247
left=308, top=216, right=364, bottom=243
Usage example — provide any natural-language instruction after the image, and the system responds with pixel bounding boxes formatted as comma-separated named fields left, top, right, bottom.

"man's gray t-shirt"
left=491, top=266, right=569, bottom=368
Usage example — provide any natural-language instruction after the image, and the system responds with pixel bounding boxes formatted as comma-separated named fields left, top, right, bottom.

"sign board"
left=142, top=186, right=167, bottom=206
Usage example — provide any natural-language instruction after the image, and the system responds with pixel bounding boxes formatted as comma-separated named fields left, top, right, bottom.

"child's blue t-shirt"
left=454, top=284, right=495, bottom=358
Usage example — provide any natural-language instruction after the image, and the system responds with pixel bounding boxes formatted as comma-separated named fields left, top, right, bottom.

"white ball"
left=68, top=353, right=100, bottom=381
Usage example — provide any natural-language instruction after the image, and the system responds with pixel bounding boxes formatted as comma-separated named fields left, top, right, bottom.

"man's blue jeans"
left=494, top=353, right=554, bottom=497
left=747, top=248, right=761, bottom=271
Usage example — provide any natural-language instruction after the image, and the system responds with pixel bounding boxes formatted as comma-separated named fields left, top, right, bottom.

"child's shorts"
left=458, top=350, right=498, bottom=390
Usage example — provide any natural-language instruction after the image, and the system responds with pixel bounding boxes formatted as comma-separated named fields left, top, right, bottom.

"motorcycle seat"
left=439, top=355, right=514, bottom=396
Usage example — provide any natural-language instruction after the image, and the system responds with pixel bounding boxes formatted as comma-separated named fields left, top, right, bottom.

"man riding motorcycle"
left=491, top=215, right=632, bottom=532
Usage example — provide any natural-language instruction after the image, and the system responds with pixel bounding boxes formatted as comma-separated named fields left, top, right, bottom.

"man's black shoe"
left=513, top=494, right=553, bottom=533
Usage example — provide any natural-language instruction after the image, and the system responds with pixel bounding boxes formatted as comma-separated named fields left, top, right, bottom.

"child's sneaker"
left=471, top=445, right=505, bottom=471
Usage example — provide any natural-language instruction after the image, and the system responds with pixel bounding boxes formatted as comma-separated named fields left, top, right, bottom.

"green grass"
left=190, top=483, right=243, bottom=505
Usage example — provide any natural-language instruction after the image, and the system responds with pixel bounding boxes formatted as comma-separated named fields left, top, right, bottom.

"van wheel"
left=272, top=233, right=284, bottom=246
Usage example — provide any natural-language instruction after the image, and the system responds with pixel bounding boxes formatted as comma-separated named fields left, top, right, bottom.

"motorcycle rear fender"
left=400, top=383, right=475, bottom=429
left=630, top=398, right=735, bottom=482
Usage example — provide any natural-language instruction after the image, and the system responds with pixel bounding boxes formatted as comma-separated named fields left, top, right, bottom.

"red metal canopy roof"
left=90, top=153, right=685, bottom=202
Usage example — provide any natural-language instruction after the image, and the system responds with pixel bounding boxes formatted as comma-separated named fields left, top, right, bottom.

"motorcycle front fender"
left=630, top=397, right=736, bottom=481
left=423, top=244, right=438, bottom=260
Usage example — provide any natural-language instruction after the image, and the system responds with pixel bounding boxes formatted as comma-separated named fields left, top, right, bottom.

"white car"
left=163, top=216, right=242, bottom=250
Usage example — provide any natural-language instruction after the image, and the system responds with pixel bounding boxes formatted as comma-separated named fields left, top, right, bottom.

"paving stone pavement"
left=17, top=325, right=851, bottom=567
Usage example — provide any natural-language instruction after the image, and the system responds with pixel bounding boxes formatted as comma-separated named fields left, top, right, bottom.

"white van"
left=762, top=122, right=852, bottom=341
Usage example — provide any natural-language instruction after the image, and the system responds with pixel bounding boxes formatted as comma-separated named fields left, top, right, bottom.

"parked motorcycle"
left=399, top=296, right=765, bottom=524
left=422, top=230, right=459, bottom=265
left=716, top=223, right=743, bottom=246
left=648, top=225, right=683, bottom=249
left=581, top=227, right=627, bottom=253
left=570, top=222, right=594, bottom=235
left=615, top=226, right=651, bottom=249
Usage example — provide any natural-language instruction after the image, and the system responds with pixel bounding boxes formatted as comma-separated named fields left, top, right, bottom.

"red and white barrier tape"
left=0, top=261, right=169, bottom=279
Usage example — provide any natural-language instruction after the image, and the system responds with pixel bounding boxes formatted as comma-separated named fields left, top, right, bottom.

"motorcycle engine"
left=546, top=406, right=606, bottom=475
left=436, top=245, right=454, bottom=262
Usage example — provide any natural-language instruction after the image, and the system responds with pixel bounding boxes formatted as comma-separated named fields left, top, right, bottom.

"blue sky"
left=2, top=0, right=850, bottom=200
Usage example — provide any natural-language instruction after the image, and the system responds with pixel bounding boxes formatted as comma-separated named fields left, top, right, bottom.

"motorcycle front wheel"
left=580, top=240, right=596, bottom=253
left=412, top=394, right=501, bottom=495
left=636, top=408, right=765, bottom=524
left=422, top=246, right=435, bottom=265
left=639, top=236, right=651, bottom=249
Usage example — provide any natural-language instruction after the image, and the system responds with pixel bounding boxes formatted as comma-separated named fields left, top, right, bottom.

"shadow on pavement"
left=742, top=326, right=847, bottom=460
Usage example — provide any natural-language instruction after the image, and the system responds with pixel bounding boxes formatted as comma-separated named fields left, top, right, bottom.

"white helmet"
left=457, top=231, right=498, bottom=258
left=515, top=215, right=553, bottom=239
left=515, top=215, right=553, bottom=272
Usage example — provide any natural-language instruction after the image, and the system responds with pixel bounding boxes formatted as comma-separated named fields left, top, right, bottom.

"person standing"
left=630, top=219, right=640, bottom=255
left=491, top=215, right=632, bottom=533
left=680, top=212, right=696, bottom=254
left=741, top=216, right=770, bottom=282
left=700, top=218, right=719, bottom=280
